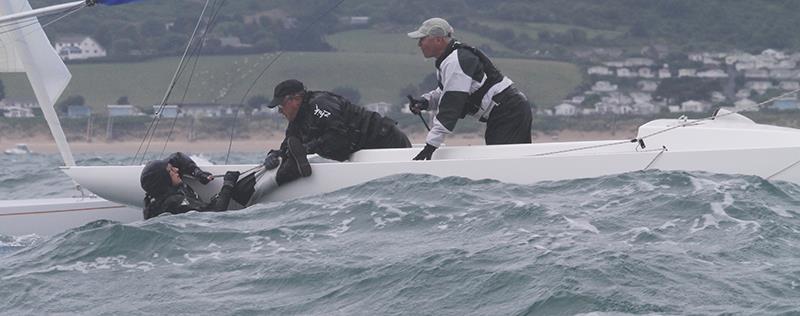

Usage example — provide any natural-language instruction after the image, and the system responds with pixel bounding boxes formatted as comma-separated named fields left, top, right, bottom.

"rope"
left=527, top=88, right=800, bottom=159
left=220, top=0, right=347, bottom=164
left=643, top=146, right=668, bottom=170
left=0, top=3, right=87, bottom=36
left=131, top=0, right=212, bottom=165
left=160, top=0, right=228, bottom=157
left=767, top=157, right=800, bottom=180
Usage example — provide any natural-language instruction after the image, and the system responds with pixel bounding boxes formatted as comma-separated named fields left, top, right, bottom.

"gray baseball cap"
left=407, top=17, right=453, bottom=39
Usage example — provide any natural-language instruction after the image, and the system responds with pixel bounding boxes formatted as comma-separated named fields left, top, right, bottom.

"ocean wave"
left=2, top=167, right=800, bottom=314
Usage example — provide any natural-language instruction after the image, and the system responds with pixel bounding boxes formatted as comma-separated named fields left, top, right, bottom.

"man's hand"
left=406, top=95, right=429, bottom=115
left=223, top=171, right=240, bottom=187
left=413, top=144, right=437, bottom=160
left=191, top=168, right=214, bottom=184
left=262, top=149, right=281, bottom=170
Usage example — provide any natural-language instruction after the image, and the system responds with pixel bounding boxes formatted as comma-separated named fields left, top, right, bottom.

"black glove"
left=262, top=149, right=281, bottom=170
left=191, top=168, right=213, bottom=184
left=413, top=144, right=437, bottom=160
left=406, top=95, right=429, bottom=115
left=223, top=171, right=240, bottom=187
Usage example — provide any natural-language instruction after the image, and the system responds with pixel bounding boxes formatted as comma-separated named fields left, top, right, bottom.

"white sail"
left=0, top=1, right=75, bottom=166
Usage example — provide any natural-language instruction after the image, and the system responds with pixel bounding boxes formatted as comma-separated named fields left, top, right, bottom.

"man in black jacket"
left=407, top=17, right=533, bottom=160
left=140, top=152, right=240, bottom=220
left=261, top=79, right=411, bottom=185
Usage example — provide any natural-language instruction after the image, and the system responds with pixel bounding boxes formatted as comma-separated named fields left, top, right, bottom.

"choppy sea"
left=1, top=152, right=800, bottom=315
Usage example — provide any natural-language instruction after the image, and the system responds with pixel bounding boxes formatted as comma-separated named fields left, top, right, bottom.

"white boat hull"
left=0, top=197, right=139, bottom=236
left=63, top=113, right=800, bottom=207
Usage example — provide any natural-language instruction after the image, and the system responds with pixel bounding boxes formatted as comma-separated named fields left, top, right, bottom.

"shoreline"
left=0, top=130, right=634, bottom=154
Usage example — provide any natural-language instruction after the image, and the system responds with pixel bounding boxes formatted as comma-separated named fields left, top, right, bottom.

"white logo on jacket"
left=313, top=104, right=331, bottom=118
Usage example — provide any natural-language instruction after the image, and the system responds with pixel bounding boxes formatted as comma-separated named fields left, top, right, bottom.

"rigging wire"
left=222, top=0, right=347, bottom=164
left=160, top=0, right=228, bottom=157
left=0, top=3, right=87, bottom=36
left=131, top=0, right=212, bottom=165
left=527, top=87, right=800, bottom=158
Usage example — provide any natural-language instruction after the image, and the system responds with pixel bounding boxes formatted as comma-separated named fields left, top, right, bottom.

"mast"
left=0, top=1, right=75, bottom=166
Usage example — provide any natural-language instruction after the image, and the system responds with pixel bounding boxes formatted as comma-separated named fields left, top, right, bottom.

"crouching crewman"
left=139, top=152, right=240, bottom=220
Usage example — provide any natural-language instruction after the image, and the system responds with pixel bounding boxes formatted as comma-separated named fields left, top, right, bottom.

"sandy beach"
left=0, top=130, right=633, bottom=154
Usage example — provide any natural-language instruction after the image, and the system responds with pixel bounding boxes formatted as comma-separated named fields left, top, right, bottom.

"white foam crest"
left=0, top=234, right=43, bottom=248
left=183, top=251, right=222, bottom=263
left=563, top=216, right=599, bottom=234
left=245, top=236, right=272, bottom=253
left=329, top=217, right=355, bottom=237
left=657, top=219, right=681, bottom=231
left=690, top=214, right=719, bottom=233
left=709, top=192, right=760, bottom=230
left=2, top=256, right=155, bottom=280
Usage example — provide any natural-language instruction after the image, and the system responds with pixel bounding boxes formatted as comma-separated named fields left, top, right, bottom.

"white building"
left=637, top=80, right=658, bottom=92
left=364, top=102, right=392, bottom=115
left=678, top=68, right=697, bottom=77
left=681, top=100, right=708, bottom=113
left=554, top=103, right=577, bottom=116
left=633, top=102, right=658, bottom=115
left=587, top=66, right=613, bottom=76
left=53, top=36, right=107, bottom=60
left=696, top=69, right=728, bottom=79
left=591, top=81, right=618, bottom=92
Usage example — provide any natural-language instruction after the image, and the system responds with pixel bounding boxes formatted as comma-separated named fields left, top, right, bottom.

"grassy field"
left=0, top=51, right=581, bottom=111
left=326, top=28, right=521, bottom=56
left=474, top=19, right=626, bottom=41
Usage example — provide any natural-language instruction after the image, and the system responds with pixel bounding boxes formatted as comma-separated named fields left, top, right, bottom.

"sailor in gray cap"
left=407, top=17, right=533, bottom=160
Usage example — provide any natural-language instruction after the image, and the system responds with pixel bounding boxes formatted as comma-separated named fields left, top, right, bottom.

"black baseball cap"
left=268, top=79, right=305, bottom=108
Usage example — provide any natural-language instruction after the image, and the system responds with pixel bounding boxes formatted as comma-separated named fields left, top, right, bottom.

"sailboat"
left=5, top=0, right=800, bottom=236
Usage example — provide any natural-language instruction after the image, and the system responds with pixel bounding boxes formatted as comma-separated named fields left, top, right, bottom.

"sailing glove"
left=263, top=149, right=281, bottom=170
left=192, top=168, right=213, bottom=184
left=223, top=171, right=240, bottom=187
left=413, top=143, right=437, bottom=160
left=407, top=95, right=429, bottom=115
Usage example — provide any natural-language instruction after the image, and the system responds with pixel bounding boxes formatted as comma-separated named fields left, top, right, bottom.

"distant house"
left=633, top=102, right=658, bottom=115
left=745, top=81, right=773, bottom=94
left=637, top=68, right=654, bottom=78
left=678, top=68, right=697, bottom=77
left=680, top=100, right=708, bottom=113
left=591, top=81, right=618, bottom=92
left=744, top=69, right=769, bottom=79
left=363, top=102, right=392, bottom=115
left=696, top=69, right=728, bottom=79
left=53, top=35, right=106, bottom=60
left=554, top=103, right=577, bottom=116
left=637, top=80, right=658, bottom=92
left=218, top=36, right=252, bottom=48
left=0, top=106, right=34, bottom=118
left=153, top=105, right=179, bottom=118
left=587, top=66, right=612, bottom=76
left=107, top=105, right=139, bottom=117
left=658, top=67, right=672, bottom=79
left=179, top=103, right=240, bottom=117
left=339, top=16, right=370, bottom=26
left=67, top=105, right=91, bottom=118
left=616, top=68, right=635, bottom=78
left=0, top=97, right=38, bottom=117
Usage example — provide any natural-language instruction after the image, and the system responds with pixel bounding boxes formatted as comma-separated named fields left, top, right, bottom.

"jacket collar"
left=435, top=39, right=459, bottom=69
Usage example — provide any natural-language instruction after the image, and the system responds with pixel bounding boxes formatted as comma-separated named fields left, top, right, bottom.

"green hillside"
left=0, top=52, right=581, bottom=110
